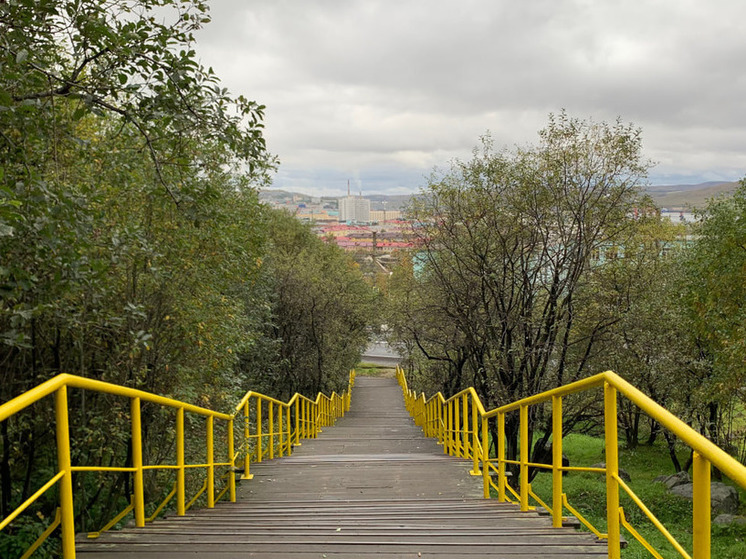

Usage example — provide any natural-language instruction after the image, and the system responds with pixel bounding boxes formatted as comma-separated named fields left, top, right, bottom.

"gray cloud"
left=196, top=0, right=746, bottom=195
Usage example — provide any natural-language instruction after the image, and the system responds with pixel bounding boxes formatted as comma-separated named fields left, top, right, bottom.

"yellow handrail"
left=0, top=369, right=355, bottom=558
left=396, top=366, right=746, bottom=559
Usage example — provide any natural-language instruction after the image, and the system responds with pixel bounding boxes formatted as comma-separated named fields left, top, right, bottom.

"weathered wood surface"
left=76, top=376, right=606, bottom=557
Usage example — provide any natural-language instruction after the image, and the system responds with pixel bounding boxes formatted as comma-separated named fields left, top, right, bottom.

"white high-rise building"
left=339, top=182, right=370, bottom=223
left=339, top=195, right=370, bottom=223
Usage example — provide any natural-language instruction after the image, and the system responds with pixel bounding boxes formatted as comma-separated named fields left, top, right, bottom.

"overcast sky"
left=194, top=0, right=746, bottom=196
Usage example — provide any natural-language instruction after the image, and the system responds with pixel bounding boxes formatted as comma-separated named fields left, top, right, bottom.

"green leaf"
left=16, top=49, right=28, bottom=64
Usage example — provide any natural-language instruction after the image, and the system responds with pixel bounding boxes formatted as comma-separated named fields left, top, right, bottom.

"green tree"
left=0, top=1, right=272, bottom=551
left=678, top=179, right=746, bottom=455
left=391, top=113, right=652, bottom=470
left=240, top=211, right=376, bottom=399
left=581, top=212, right=697, bottom=454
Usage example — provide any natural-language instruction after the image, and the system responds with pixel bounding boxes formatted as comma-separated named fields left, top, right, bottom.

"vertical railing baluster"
left=519, top=405, right=529, bottom=512
left=177, top=407, right=185, bottom=514
left=242, top=400, right=253, bottom=479
left=228, top=417, right=236, bottom=502
left=445, top=400, right=452, bottom=455
left=604, top=382, right=621, bottom=559
left=268, top=401, right=274, bottom=460
left=55, top=386, right=76, bottom=559
left=285, top=405, right=291, bottom=456
left=131, top=397, right=145, bottom=527
left=313, top=399, right=316, bottom=437
left=295, top=399, right=300, bottom=446
left=207, top=415, right=214, bottom=508
left=693, top=451, right=711, bottom=559
left=470, top=395, right=480, bottom=475
left=454, top=399, right=461, bottom=456
left=498, top=411, right=506, bottom=502
left=429, top=400, right=434, bottom=437
left=438, top=399, right=444, bottom=445
left=278, top=402, right=284, bottom=458
left=552, top=395, right=563, bottom=528
left=256, top=398, right=263, bottom=463
left=460, top=394, right=470, bottom=459
left=482, top=416, right=490, bottom=498
left=301, top=399, right=306, bottom=440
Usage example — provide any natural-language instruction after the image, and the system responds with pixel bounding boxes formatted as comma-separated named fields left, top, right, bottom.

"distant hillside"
left=646, top=181, right=738, bottom=210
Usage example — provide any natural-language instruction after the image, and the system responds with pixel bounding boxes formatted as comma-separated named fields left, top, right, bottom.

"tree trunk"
left=646, top=418, right=659, bottom=446
left=663, top=430, right=682, bottom=472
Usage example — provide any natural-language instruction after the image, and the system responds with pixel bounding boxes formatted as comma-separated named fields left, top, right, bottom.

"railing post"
left=312, top=400, right=317, bottom=437
left=228, top=417, right=236, bottom=502
left=176, top=407, right=186, bottom=514
left=604, top=381, right=621, bottom=559
left=300, top=399, right=305, bottom=440
left=438, top=399, right=444, bottom=445
left=294, top=399, right=300, bottom=446
left=256, top=398, right=263, bottom=462
left=286, top=405, right=292, bottom=456
left=552, top=395, right=563, bottom=528
left=461, top=393, right=464, bottom=458
left=428, top=401, right=433, bottom=438
left=311, top=402, right=316, bottom=438
left=303, top=399, right=309, bottom=439
left=497, top=411, right=506, bottom=502
left=454, top=399, right=461, bottom=456
left=242, top=400, right=253, bottom=479
left=692, top=451, right=711, bottom=559
left=423, top=400, right=429, bottom=436
left=431, top=401, right=436, bottom=438
left=519, top=404, right=529, bottom=512
left=470, top=396, right=481, bottom=476
left=482, top=416, right=490, bottom=498
left=55, top=385, right=76, bottom=559
left=131, top=397, right=145, bottom=527
left=268, top=401, right=275, bottom=460
left=445, top=400, right=453, bottom=456
left=278, top=403, right=284, bottom=458
left=207, top=415, right=215, bottom=508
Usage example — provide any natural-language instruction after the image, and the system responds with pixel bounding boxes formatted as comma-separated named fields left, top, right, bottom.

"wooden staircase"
left=76, top=377, right=607, bottom=558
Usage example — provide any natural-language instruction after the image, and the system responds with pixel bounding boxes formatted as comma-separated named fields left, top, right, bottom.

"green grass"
left=525, top=434, right=746, bottom=558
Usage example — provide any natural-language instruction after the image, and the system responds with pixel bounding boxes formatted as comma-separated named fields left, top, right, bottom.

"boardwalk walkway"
left=77, top=376, right=606, bottom=558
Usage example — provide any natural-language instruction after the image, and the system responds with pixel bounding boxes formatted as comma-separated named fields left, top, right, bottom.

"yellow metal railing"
left=0, top=370, right=355, bottom=558
left=234, top=373, right=355, bottom=479
left=397, top=366, right=746, bottom=559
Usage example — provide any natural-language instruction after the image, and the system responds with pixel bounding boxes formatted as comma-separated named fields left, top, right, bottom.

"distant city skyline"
left=262, top=178, right=741, bottom=199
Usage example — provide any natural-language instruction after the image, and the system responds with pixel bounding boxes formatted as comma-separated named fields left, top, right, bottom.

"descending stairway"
left=76, top=376, right=607, bottom=558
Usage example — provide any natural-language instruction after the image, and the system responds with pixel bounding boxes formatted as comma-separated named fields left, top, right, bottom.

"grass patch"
left=524, top=434, right=746, bottom=558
